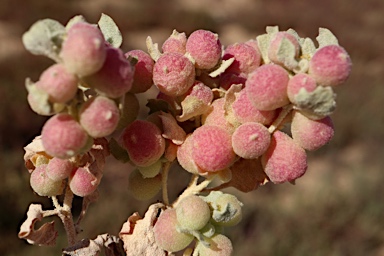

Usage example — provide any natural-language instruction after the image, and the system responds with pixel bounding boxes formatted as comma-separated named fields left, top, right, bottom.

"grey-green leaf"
left=22, top=19, right=65, bottom=62
left=98, top=13, right=122, bottom=48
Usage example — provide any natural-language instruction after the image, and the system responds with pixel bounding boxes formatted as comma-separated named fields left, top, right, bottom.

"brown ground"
left=1, top=0, right=384, bottom=255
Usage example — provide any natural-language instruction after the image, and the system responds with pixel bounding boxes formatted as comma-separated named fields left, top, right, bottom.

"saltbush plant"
left=19, top=14, right=351, bottom=255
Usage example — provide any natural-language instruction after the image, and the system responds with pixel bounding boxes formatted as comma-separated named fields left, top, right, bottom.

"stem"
left=172, top=174, right=215, bottom=207
left=161, top=161, right=171, bottom=206
left=268, top=104, right=293, bottom=133
left=53, top=186, right=77, bottom=246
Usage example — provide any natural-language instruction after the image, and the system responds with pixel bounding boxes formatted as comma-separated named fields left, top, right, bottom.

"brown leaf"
left=63, top=233, right=124, bottom=256
left=159, top=112, right=186, bottom=145
left=211, top=158, right=269, bottom=193
left=120, top=203, right=167, bottom=256
left=18, top=204, right=58, bottom=246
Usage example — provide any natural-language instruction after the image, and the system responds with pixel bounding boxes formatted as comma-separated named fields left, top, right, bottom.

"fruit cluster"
left=20, top=14, right=351, bottom=255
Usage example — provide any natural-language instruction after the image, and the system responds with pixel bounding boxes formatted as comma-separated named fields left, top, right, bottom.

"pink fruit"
left=176, top=134, right=201, bottom=174
left=201, top=98, right=235, bottom=133
left=186, top=29, right=222, bottom=69
left=287, top=73, right=317, bottom=103
left=121, top=120, right=165, bottom=167
left=46, top=157, right=73, bottom=181
left=192, top=125, right=236, bottom=172
left=42, top=113, right=89, bottom=159
left=245, top=64, right=290, bottom=110
left=153, top=208, right=194, bottom=253
left=232, top=122, right=271, bottom=159
left=84, top=46, right=134, bottom=98
left=184, top=80, right=213, bottom=105
left=79, top=96, right=120, bottom=138
left=232, top=90, right=277, bottom=125
left=262, top=130, right=307, bottom=184
left=194, top=234, right=233, bottom=256
left=291, top=111, right=334, bottom=151
left=30, top=164, right=64, bottom=196
left=223, top=42, right=261, bottom=74
left=162, top=31, right=187, bottom=54
left=60, top=22, right=106, bottom=77
left=69, top=167, right=99, bottom=197
left=152, top=52, right=195, bottom=97
left=125, top=49, right=154, bottom=93
left=309, top=45, right=352, bottom=86
left=36, top=63, right=78, bottom=103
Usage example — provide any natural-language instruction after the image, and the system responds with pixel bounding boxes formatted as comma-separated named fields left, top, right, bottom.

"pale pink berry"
left=291, top=111, right=334, bottom=151
left=192, top=125, right=236, bottom=172
left=46, top=157, right=73, bottom=181
left=232, top=90, right=277, bottom=125
left=60, top=22, right=106, bottom=77
left=201, top=98, right=235, bottom=133
left=152, top=52, right=195, bottom=97
left=219, top=72, right=247, bottom=91
left=69, top=167, right=99, bottom=197
left=287, top=73, right=317, bottom=103
left=232, top=122, right=271, bottom=159
left=268, top=32, right=300, bottom=66
left=128, top=169, right=161, bottom=200
left=79, top=96, right=120, bottom=138
left=162, top=31, right=187, bottom=54
left=125, top=49, right=154, bottom=93
left=84, top=46, right=134, bottom=98
left=36, top=64, right=78, bottom=103
left=176, top=134, right=201, bottom=174
left=262, top=131, right=307, bottom=184
left=121, top=120, right=165, bottom=167
left=175, top=195, right=211, bottom=231
left=153, top=208, right=194, bottom=253
left=30, top=164, right=64, bottom=196
left=309, top=45, right=352, bottom=86
left=223, top=42, right=261, bottom=74
left=184, top=80, right=213, bottom=105
left=186, top=29, right=222, bottom=69
left=42, top=113, right=89, bottom=159
left=245, top=64, right=290, bottom=110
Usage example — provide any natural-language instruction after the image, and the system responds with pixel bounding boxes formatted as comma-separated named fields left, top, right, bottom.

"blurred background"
left=1, top=0, right=384, bottom=255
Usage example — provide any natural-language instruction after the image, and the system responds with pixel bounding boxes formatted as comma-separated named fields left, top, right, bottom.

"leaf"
left=316, top=28, right=339, bottom=48
left=146, top=36, right=162, bottom=61
left=63, top=233, right=124, bottom=256
left=294, top=86, right=337, bottom=119
left=209, top=57, right=234, bottom=78
left=98, top=13, right=123, bottom=48
left=176, top=96, right=212, bottom=122
left=22, top=19, right=66, bottom=62
left=18, top=204, right=58, bottom=246
left=159, top=112, right=186, bottom=145
left=119, top=203, right=167, bottom=256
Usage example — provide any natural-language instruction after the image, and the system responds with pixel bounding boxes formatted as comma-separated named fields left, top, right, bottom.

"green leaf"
left=22, top=19, right=65, bottom=62
left=98, top=13, right=122, bottom=48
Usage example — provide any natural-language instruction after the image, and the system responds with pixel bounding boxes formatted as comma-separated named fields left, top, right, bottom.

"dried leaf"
left=22, top=19, right=65, bottom=62
left=119, top=203, right=167, bottom=256
left=316, top=28, right=339, bottom=48
left=177, top=96, right=212, bottom=122
left=212, top=158, right=268, bottom=193
left=146, top=36, right=162, bottom=61
left=18, top=204, right=58, bottom=246
left=209, top=57, right=235, bottom=78
left=294, top=86, right=337, bottom=119
left=24, top=136, right=51, bottom=173
left=98, top=13, right=123, bottom=48
left=159, top=112, right=186, bottom=145
left=63, top=233, right=124, bottom=256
